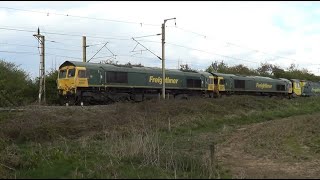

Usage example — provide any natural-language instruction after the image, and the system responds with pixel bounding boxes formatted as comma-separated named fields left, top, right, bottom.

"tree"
left=229, top=64, right=259, bottom=76
left=180, top=64, right=197, bottom=72
left=257, top=62, right=274, bottom=77
left=124, top=62, right=144, bottom=67
left=206, top=60, right=229, bottom=73
left=0, top=59, right=38, bottom=107
left=272, top=65, right=286, bottom=78
left=45, top=69, right=59, bottom=104
left=206, top=61, right=219, bottom=73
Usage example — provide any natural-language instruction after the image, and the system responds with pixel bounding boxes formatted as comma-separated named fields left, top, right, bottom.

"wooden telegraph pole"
left=83, top=36, right=86, bottom=62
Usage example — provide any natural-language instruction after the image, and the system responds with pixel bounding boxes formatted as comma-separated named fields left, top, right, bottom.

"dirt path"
left=215, top=115, right=320, bottom=179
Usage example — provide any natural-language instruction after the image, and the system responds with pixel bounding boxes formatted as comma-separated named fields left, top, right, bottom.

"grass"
left=0, top=95, right=320, bottom=178
left=241, top=113, right=320, bottom=162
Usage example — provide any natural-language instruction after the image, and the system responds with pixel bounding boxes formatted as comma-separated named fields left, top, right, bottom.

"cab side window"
left=214, top=78, right=218, bottom=85
left=78, top=70, right=86, bottom=78
left=219, top=79, right=225, bottom=85
left=68, top=69, right=75, bottom=78
left=59, top=70, right=66, bottom=79
left=209, top=78, right=214, bottom=84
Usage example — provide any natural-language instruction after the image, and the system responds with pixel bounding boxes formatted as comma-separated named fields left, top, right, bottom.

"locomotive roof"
left=279, top=78, right=292, bottom=83
left=59, top=60, right=212, bottom=78
left=291, top=79, right=301, bottom=82
left=212, top=72, right=290, bottom=83
left=211, top=72, right=237, bottom=77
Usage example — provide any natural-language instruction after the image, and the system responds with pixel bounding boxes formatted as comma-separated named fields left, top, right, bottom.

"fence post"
left=209, top=142, right=216, bottom=178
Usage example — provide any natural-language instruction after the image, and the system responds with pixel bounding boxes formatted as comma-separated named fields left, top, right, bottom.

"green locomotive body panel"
left=211, top=73, right=289, bottom=93
left=60, top=61, right=211, bottom=91
left=302, top=81, right=320, bottom=96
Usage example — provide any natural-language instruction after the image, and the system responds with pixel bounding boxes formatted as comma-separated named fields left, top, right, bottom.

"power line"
left=0, top=42, right=81, bottom=52
left=104, top=46, right=115, bottom=56
left=168, top=26, right=300, bottom=63
left=0, top=50, right=83, bottom=60
left=0, top=6, right=159, bottom=27
left=0, top=26, right=164, bottom=46
left=133, top=33, right=162, bottom=39
left=138, top=39, right=161, bottom=43
left=90, top=55, right=114, bottom=60
left=169, top=26, right=207, bottom=38
left=45, top=39, right=83, bottom=48
left=0, top=24, right=313, bottom=70
left=225, top=42, right=297, bottom=62
left=0, top=6, right=309, bottom=64
left=0, top=26, right=133, bottom=41
left=86, top=42, right=108, bottom=47
left=0, top=50, right=38, bottom=55
left=0, top=27, right=34, bottom=33
left=0, top=42, right=38, bottom=48
left=166, top=42, right=259, bottom=64
left=132, top=38, right=161, bottom=60
left=88, top=42, right=108, bottom=62
left=46, top=53, right=82, bottom=60
left=0, top=24, right=151, bottom=40
left=46, top=47, right=81, bottom=52
left=0, top=28, right=306, bottom=68
left=167, top=26, right=303, bottom=65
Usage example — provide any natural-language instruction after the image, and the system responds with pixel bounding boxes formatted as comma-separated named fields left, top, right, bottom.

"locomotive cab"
left=212, top=76, right=226, bottom=97
left=58, top=66, right=76, bottom=96
left=213, top=77, right=225, bottom=91
left=290, top=79, right=302, bottom=97
left=57, top=65, right=88, bottom=96
left=208, top=76, right=214, bottom=91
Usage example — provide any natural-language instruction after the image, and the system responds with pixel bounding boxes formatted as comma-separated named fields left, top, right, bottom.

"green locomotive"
left=301, top=81, right=320, bottom=97
left=57, top=61, right=304, bottom=105
left=57, top=61, right=215, bottom=104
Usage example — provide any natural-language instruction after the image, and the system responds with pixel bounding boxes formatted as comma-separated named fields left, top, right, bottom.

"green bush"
left=0, top=60, right=38, bottom=107
left=33, top=69, right=59, bottom=105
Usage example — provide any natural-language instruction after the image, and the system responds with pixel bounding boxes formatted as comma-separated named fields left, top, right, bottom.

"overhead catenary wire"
left=46, top=53, right=82, bottom=60
left=0, top=42, right=38, bottom=48
left=104, top=46, right=115, bottom=57
left=133, top=33, right=162, bottom=39
left=0, top=26, right=164, bottom=46
left=165, top=42, right=259, bottom=64
left=0, top=50, right=82, bottom=59
left=168, top=26, right=207, bottom=38
left=45, top=37, right=315, bottom=69
left=132, top=38, right=161, bottom=60
left=0, top=24, right=294, bottom=63
left=0, top=42, right=82, bottom=52
left=88, top=42, right=108, bottom=62
left=168, top=26, right=300, bottom=63
left=86, top=42, right=108, bottom=47
left=0, top=20, right=316, bottom=71
left=0, top=26, right=133, bottom=41
left=0, top=6, right=159, bottom=27
left=90, top=55, right=114, bottom=60
left=0, top=50, right=38, bottom=55
left=0, top=32, right=312, bottom=70
left=0, top=6, right=312, bottom=66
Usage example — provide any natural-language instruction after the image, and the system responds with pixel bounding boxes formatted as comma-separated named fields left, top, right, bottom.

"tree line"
left=205, top=61, right=320, bottom=82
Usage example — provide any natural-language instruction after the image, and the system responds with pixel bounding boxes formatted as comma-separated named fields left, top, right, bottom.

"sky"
left=1, top=1, right=320, bottom=78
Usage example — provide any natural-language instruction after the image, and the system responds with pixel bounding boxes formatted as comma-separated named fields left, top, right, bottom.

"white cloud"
left=0, top=1, right=320, bottom=77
